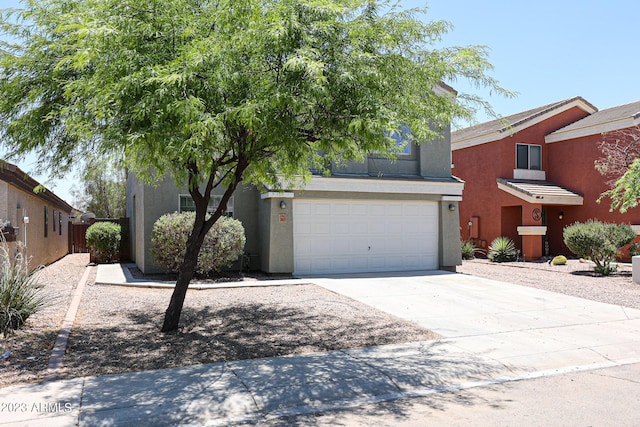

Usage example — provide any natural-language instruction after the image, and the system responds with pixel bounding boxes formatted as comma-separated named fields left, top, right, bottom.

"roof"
left=497, top=178, right=583, bottom=206
left=546, top=100, right=640, bottom=143
left=452, top=97, right=597, bottom=150
left=0, top=161, right=74, bottom=212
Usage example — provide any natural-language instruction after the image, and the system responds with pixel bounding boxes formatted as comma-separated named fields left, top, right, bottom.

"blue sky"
left=1, top=0, right=639, bottom=205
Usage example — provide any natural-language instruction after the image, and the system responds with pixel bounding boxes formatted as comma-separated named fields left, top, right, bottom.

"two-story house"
left=127, top=98, right=464, bottom=276
left=452, top=97, right=640, bottom=260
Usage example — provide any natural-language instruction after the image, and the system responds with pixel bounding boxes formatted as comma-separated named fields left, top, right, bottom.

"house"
left=452, top=97, right=640, bottom=260
left=126, top=106, right=464, bottom=276
left=0, top=161, right=73, bottom=266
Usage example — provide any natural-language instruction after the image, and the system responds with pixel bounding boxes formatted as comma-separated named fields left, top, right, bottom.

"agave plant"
left=487, top=236, right=518, bottom=263
left=0, top=234, right=47, bottom=336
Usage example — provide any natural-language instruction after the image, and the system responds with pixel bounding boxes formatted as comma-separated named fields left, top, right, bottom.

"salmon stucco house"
left=452, top=97, right=640, bottom=260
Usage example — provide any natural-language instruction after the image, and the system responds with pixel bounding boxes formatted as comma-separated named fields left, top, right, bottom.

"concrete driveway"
left=308, top=270, right=640, bottom=377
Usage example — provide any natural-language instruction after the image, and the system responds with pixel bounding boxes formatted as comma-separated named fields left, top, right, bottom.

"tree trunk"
left=161, top=221, right=206, bottom=332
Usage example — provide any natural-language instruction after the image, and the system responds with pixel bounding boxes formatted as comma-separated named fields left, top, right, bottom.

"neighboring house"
left=0, top=161, right=73, bottom=266
left=452, top=97, right=640, bottom=260
left=127, top=106, right=464, bottom=275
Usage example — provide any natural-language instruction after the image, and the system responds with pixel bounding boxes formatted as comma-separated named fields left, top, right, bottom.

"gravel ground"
left=458, top=258, right=640, bottom=310
left=3, top=254, right=639, bottom=389
left=0, top=254, right=89, bottom=389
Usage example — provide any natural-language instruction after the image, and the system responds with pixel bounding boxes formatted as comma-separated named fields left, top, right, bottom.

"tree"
left=595, top=125, right=640, bottom=213
left=71, top=157, right=126, bottom=218
left=0, top=0, right=511, bottom=332
left=563, top=220, right=635, bottom=275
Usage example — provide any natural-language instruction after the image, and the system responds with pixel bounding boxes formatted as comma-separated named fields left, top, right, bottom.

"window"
left=53, top=210, right=56, bottom=232
left=388, top=126, right=412, bottom=156
left=179, top=195, right=234, bottom=217
left=59, top=212, right=63, bottom=236
left=516, top=144, right=541, bottom=170
left=44, top=206, right=48, bottom=238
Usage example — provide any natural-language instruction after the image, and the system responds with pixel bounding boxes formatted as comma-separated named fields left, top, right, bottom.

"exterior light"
left=448, top=203, right=456, bottom=212
left=558, top=211, right=564, bottom=220
left=280, top=200, right=287, bottom=209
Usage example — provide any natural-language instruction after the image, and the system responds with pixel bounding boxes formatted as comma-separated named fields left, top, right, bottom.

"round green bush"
left=551, top=255, right=567, bottom=265
left=150, top=212, right=246, bottom=275
left=86, top=222, right=121, bottom=263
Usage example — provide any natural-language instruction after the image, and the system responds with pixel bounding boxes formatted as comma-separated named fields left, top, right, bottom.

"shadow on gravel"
left=570, top=270, right=632, bottom=278
left=62, top=302, right=437, bottom=379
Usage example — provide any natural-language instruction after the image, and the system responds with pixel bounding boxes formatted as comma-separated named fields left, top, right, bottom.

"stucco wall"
left=1, top=182, right=69, bottom=267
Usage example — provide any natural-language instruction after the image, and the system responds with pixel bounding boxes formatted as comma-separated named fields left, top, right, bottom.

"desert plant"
left=0, top=234, right=47, bottom=336
left=461, top=240, right=478, bottom=260
left=563, top=220, right=635, bottom=275
left=628, top=242, right=640, bottom=257
left=86, top=222, right=121, bottom=263
left=551, top=255, right=567, bottom=265
left=487, top=236, right=518, bottom=263
left=151, top=212, right=246, bottom=276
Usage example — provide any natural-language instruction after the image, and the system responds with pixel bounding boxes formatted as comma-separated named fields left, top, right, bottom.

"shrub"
left=151, top=212, right=246, bottom=276
left=86, top=222, right=121, bottom=263
left=487, top=236, right=518, bottom=263
left=0, top=234, right=47, bottom=336
left=563, top=220, right=635, bottom=275
left=461, top=240, right=478, bottom=260
left=551, top=255, right=567, bottom=265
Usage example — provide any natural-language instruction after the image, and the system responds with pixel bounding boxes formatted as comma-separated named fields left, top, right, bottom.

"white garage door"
left=293, top=199, right=439, bottom=275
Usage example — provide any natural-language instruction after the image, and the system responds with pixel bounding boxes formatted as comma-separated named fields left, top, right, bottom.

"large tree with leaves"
left=71, top=157, right=126, bottom=218
left=0, top=0, right=510, bottom=332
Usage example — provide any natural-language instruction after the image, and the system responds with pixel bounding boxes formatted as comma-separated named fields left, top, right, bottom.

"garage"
left=293, top=199, right=439, bottom=275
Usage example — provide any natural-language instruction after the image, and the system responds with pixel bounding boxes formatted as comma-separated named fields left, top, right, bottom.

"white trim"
left=441, top=195, right=463, bottom=202
left=517, top=226, right=547, bottom=236
left=280, top=176, right=464, bottom=197
left=497, top=181, right=583, bottom=205
left=261, top=192, right=295, bottom=200
left=630, top=225, right=640, bottom=235
left=452, top=98, right=597, bottom=151
left=545, top=115, right=640, bottom=143
left=513, top=169, right=546, bottom=180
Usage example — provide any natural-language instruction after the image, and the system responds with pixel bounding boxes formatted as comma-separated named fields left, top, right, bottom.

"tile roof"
left=546, top=100, right=640, bottom=137
left=497, top=178, right=583, bottom=205
left=452, top=96, right=597, bottom=143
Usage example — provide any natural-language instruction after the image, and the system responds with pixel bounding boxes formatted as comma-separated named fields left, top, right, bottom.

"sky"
left=1, top=0, right=639, bottom=206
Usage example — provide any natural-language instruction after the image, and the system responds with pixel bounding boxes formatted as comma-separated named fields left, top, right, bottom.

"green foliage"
left=151, top=212, right=246, bottom=275
left=551, top=255, right=567, bottom=265
left=0, top=235, right=47, bottom=336
left=563, top=220, right=635, bottom=275
left=86, top=222, right=122, bottom=263
left=628, top=242, right=640, bottom=257
left=0, top=0, right=511, bottom=331
left=461, top=240, right=478, bottom=260
left=487, top=236, right=518, bottom=263
left=71, top=157, right=126, bottom=218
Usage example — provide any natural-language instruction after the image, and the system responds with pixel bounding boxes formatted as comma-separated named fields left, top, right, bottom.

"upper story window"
left=179, top=194, right=234, bottom=217
left=516, top=143, right=541, bottom=170
left=388, top=127, right=413, bottom=156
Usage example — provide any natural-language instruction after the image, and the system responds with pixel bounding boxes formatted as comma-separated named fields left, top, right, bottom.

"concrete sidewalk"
left=2, top=269, right=639, bottom=426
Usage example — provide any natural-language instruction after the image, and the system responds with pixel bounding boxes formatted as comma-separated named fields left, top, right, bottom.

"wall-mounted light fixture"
left=448, top=203, right=456, bottom=212
left=279, top=200, right=287, bottom=209
left=558, top=211, right=564, bottom=220
left=16, top=202, right=21, bottom=209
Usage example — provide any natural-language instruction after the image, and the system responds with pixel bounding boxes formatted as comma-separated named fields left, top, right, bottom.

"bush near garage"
left=563, top=220, right=635, bottom=275
left=151, top=212, right=246, bottom=276
left=86, top=221, right=122, bottom=263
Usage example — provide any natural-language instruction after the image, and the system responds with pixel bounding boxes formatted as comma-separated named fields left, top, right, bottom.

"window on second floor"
left=516, top=143, right=541, bottom=170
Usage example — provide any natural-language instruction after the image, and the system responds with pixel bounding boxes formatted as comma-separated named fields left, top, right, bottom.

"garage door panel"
left=294, top=199, right=438, bottom=275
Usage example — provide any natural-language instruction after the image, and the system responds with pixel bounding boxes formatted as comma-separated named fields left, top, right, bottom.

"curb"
left=45, top=265, right=93, bottom=381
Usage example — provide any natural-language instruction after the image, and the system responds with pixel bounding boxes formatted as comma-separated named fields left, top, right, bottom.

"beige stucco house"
left=0, top=162, right=73, bottom=267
